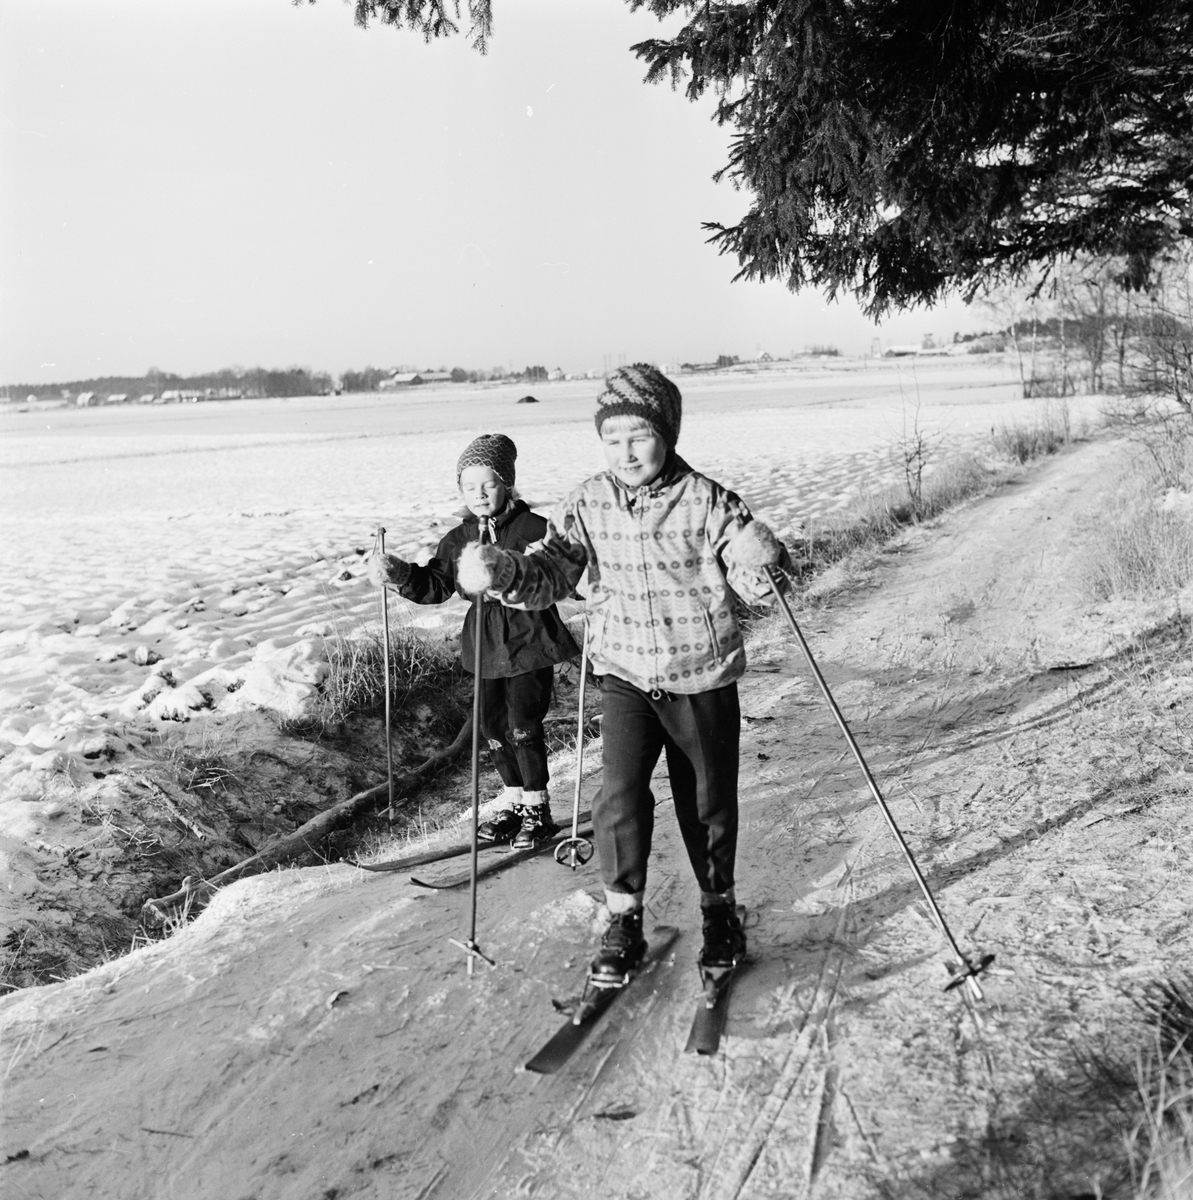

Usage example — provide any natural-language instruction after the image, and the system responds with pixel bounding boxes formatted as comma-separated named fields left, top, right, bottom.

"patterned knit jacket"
left=496, top=455, right=790, bottom=694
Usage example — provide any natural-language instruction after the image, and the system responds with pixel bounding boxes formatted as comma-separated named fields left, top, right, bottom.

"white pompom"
left=457, top=543, right=496, bottom=594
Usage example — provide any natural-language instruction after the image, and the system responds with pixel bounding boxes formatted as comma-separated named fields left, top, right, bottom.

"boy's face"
left=459, top=465, right=508, bottom=518
left=600, top=415, right=668, bottom=489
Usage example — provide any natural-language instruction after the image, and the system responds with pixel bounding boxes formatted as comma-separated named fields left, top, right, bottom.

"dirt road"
left=4, top=435, right=1190, bottom=1199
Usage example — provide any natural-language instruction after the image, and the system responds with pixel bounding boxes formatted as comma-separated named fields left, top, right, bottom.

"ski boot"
left=511, top=792, right=557, bottom=850
left=698, top=904, right=746, bottom=1007
left=589, top=909, right=647, bottom=989
left=477, top=787, right=524, bottom=844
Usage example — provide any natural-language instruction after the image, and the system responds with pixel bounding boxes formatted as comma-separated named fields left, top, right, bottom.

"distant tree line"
left=339, top=366, right=391, bottom=393
left=10, top=362, right=574, bottom=400
left=144, top=365, right=334, bottom=398
left=12, top=366, right=334, bottom=401
left=982, top=248, right=1193, bottom=407
left=338, top=364, right=551, bottom=391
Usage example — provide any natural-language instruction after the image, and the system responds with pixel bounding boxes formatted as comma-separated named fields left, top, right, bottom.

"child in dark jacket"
left=455, top=366, right=792, bottom=983
left=367, top=433, right=579, bottom=848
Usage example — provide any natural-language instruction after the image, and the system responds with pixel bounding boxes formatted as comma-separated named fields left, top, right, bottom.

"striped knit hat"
left=593, top=364, right=682, bottom=448
left=456, top=433, right=517, bottom=487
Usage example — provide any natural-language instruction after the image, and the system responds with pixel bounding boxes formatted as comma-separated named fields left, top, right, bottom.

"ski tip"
left=346, top=859, right=390, bottom=873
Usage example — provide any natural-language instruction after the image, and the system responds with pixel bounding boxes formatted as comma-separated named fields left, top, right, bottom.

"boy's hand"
left=366, top=552, right=412, bottom=588
left=727, top=521, right=784, bottom=571
left=457, top=542, right=517, bottom=595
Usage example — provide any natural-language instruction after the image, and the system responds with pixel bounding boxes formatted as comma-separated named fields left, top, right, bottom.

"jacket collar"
left=610, top=451, right=692, bottom=503
left=464, top=497, right=525, bottom=540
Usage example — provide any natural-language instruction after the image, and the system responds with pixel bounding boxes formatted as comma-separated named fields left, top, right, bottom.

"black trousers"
left=479, top=666, right=554, bottom=793
left=596, top=674, right=740, bottom=896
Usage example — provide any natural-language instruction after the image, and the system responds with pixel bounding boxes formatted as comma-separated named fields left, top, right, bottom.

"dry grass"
left=154, top=725, right=240, bottom=795
left=351, top=805, right=462, bottom=862
left=315, top=626, right=462, bottom=730
left=1127, top=980, right=1193, bottom=1198
left=991, top=397, right=1078, bottom=463
left=1078, top=433, right=1193, bottom=603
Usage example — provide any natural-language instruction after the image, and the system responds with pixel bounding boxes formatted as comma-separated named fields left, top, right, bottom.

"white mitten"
left=366, top=553, right=412, bottom=588
left=457, top=542, right=516, bottom=595
left=728, top=521, right=783, bottom=570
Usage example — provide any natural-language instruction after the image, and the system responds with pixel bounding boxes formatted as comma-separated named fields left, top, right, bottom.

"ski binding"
left=524, top=926, right=679, bottom=1075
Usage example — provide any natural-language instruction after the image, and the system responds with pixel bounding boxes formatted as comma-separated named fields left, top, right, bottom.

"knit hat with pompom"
left=456, top=433, right=517, bottom=487
left=593, top=364, right=682, bottom=448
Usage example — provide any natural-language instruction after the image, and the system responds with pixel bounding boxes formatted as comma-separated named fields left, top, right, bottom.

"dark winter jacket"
left=398, top=499, right=579, bottom=678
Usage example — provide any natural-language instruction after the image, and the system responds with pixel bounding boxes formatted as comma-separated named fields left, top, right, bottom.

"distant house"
left=379, top=372, right=423, bottom=390
left=883, top=344, right=923, bottom=357
left=75, top=392, right=97, bottom=407
left=758, top=351, right=774, bottom=362
left=418, top=371, right=453, bottom=385
left=137, top=393, right=156, bottom=404
left=106, top=393, right=128, bottom=405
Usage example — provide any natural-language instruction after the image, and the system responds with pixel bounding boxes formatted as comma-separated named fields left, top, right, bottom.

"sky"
left=0, top=0, right=987, bottom=384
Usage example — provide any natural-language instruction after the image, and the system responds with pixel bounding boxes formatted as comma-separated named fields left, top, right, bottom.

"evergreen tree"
left=630, top=0, right=1193, bottom=314
left=342, top=0, right=492, bottom=49
left=338, top=0, right=1193, bottom=314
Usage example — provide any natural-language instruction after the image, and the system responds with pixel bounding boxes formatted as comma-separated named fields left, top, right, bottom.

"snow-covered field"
left=0, top=358, right=1097, bottom=822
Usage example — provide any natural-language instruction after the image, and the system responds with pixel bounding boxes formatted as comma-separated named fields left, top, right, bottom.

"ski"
left=349, top=810, right=591, bottom=875
left=524, top=926, right=681, bottom=1075
left=684, top=907, right=748, bottom=1056
left=409, top=813, right=594, bottom=890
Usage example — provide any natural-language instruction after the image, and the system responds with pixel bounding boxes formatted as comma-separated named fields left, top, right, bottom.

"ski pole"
left=555, top=615, right=594, bottom=870
left=449, top=537, right=495, bottom=977
left=376, top=526, right=395, bottom=829
left=764, top=567, right=993, bottom=1001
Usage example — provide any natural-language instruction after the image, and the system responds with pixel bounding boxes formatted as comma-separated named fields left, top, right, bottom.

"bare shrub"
left=794, top=452, right=996, bottom=600
left=838, top=452, right=992, bottom=539
left=1103, top=394, right=1193, bottom=491
left=794, top=415, right=1082, bottom=604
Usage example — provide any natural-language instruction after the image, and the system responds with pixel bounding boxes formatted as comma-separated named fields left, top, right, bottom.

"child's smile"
left=600, top=418, right=667, bottom=489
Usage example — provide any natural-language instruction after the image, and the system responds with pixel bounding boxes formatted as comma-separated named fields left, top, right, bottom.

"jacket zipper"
left=635, top=493, right=664, bottom=686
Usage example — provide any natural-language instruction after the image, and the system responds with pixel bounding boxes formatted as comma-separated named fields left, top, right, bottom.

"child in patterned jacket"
left=367, top=433, right=579, bottom=849
left=457, top=365, right=792, bottom=983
